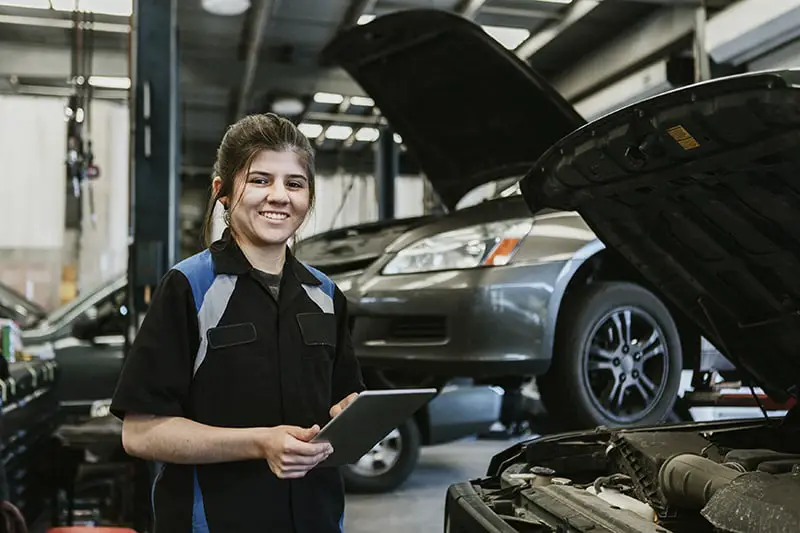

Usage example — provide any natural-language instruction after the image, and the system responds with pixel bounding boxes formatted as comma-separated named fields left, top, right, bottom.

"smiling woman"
left=110, top=112, right=364, bottom=533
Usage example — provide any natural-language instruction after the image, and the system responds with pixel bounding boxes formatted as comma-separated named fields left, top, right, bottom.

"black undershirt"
left=252, top=269, right=282, bottom=301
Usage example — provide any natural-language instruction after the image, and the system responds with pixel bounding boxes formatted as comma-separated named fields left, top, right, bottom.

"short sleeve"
left=331, top=286, right=365, bottom=403
left=110, top=269, right=199, bottom=420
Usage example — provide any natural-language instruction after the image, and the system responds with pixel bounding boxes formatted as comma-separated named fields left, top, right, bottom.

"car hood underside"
left=521, top=69, right=800, bottom=401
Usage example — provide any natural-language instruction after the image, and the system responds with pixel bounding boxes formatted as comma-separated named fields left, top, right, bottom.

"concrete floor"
left=344, top=437, right=522, bottom=533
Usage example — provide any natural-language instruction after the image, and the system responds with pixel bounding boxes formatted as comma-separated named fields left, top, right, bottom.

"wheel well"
left=556, top=248, right=700, bottom=370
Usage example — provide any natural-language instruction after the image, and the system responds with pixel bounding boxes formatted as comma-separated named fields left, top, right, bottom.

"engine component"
left=608, top=431, right=720, bottom=516
left=757, top=459, right=800, bottom=474
left=521, top=484, right=668, bottom=533
left=585, top=485, right=656, bottom=522
left=723, top=448, right=800, bottom=471
left=702, top=472, right=800, bottom=533
left=658, top=453, right=744, bottom=509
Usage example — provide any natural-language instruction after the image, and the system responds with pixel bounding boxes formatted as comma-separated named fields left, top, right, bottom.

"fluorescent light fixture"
left=482, top=25, right=531, bottom=49
left=350, top=96, right=375, bottom=107
left=357, top=14, right=375, bottom=25
left=355, top=127, right=380, bottom=142
left=271, top=96, right=304, bottom=115
left=313, top=91, right=344, bottom=105
left=537, top=0, right=573, bottom=3
left=325, top=125, right=353, bottom=140
left=201, top=0, right=250, bottom=16
left=298, top=123, right=323, bottom=139
left=393, top=133, right=403, bottom=144
left=50, top=0, right=133, bottom=16
left=0, top=0, right=49, bottom=8
left=88, top=75, right=131, bottom=89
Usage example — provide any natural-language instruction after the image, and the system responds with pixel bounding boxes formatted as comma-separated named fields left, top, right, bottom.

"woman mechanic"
left=110, top=113, right=365, bottom=533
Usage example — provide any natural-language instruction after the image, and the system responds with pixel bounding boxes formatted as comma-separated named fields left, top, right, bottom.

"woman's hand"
left=329, top=392, right=359, bottom=418
left=253, top=424, right=333, bottom=479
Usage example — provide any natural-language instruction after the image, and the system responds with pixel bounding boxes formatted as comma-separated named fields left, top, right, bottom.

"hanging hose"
left=0, top=501, right=27, bottom=533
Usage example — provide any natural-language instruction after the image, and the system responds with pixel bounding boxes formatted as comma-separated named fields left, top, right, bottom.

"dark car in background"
left=444, top=65, right=800, bottom=533
left=0, top=275, right=128, bottom=420
left=318, top=8, right=732, bottom=436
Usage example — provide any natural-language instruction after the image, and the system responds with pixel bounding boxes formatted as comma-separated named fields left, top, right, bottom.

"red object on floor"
left=47, top=529, right=138, bottom=533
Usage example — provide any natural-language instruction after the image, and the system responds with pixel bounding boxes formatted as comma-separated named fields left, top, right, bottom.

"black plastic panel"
left=521, top=70, right=800, bottom=399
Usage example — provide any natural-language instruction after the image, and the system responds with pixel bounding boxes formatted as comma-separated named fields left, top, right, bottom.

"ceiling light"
left=537, top=0, right=573, bottom=3
left=393, top=133, right=403, bottom=144
left=313, top=92, right=344, bottom=105
left=50, top=0, right=132, bottom=16
left=88, top=75, right=131, bottom=89
left=350, top=96, right=375, bottom=107
left=482, top=25, right=530, bottom=50
left=0, top=0, right=49, bottom=8
left=271, top=96, right=304, bottom=116
left=298, top=123, right=323, bottom=139
left=355, top=127, right=380, bottom=142
left=357, top=14, right=375, bottom=25
left=325, top=125, right=353, bottom=140
left=201, top=0, right=250, bottom=16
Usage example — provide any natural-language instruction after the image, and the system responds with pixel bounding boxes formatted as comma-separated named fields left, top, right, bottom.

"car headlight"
left=381, top=218, right=533, bottom=275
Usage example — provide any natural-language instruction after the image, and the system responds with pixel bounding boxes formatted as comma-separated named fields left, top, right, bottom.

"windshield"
left=45, top=274, right=126, bottom=325
left=455, top=177, right=521, bottom=210
left=0, top=283, right=45, bottom=329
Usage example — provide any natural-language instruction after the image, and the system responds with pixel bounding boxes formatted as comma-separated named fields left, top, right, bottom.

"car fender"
left=541, top=239, right=606, bottom=366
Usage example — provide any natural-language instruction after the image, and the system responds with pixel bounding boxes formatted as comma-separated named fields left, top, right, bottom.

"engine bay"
left=464, top=417, right=800, bottom=533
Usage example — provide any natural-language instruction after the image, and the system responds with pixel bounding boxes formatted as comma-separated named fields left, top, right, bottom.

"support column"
left=375, top=126, right=397, bottom=220
left=694, top=1, right=711, bottom=82
left=128, top=0, right=180, bottom=321
left=126, top=1, right=180, bottom=531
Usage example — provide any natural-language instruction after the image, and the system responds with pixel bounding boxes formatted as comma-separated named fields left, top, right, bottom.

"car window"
left=46, top=275, right=125, bottom=326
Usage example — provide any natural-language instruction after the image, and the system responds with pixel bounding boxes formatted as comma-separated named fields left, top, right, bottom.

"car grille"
left=352, top=315, right=447, bottom=343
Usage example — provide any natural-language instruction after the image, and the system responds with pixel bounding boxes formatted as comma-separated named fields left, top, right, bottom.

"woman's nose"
left=267, top=183, right=290, bottom=203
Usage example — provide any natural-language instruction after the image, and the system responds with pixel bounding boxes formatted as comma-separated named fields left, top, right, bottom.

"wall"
left=0, top=94, right=129, bottom=309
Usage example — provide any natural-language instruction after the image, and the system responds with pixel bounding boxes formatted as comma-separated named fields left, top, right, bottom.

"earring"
left=223, top=210, right=231, bottom=225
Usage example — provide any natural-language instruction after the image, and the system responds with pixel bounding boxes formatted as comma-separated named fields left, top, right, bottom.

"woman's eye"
left=288, top=181, right=304, bottom=189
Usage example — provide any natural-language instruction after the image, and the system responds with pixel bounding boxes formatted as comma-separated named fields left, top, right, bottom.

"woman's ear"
left=211, top=176, right=227, bottom=209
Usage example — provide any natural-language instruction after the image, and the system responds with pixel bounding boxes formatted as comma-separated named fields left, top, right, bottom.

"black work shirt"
left=110, top=234, right=365, bottom=533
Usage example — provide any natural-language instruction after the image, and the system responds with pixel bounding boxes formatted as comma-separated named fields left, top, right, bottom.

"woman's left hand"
left=329, top=392, right=359, bottom=418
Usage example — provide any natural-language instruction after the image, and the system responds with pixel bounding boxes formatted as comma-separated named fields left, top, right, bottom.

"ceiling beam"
left=514, top=0, right=599, bottom=60
left=235, top=0, right=274, bottom=119
left=553, top=5, right=697, bottom=100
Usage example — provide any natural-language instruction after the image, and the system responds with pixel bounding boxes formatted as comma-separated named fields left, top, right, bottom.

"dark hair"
left=201, top=113, right=316, bottom=247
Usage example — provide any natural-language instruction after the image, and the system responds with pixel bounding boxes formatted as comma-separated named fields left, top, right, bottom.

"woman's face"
left=219, top=149, right=311, bottom=249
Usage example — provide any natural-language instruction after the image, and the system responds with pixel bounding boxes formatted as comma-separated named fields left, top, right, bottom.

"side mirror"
left=72, top=317, right=98, bottom=342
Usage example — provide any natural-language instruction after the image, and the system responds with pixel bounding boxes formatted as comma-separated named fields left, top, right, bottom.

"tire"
left=538, top=282, right=683, bottom=430
left=341, top=418, right=421, bottom=494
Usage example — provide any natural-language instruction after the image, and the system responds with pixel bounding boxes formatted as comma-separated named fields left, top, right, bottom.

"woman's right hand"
left=254, top=424, right=334, bottom=479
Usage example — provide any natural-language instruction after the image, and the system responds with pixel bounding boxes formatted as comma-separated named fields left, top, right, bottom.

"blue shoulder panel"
left=173, top=249, right=216, bottom=314
left=301, top=262, right=336, bottom=300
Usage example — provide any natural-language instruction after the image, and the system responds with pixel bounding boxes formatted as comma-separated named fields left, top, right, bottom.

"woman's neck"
left=237, top=239, right=286, bottom=274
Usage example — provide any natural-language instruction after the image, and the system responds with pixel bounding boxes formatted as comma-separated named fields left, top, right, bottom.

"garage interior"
left=1, top=0, right=800, bottom=531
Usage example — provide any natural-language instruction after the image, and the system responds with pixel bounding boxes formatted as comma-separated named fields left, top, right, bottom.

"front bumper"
left=348, top=260, right=566, bottom=378
left=444, top=481, right=515, bottom=533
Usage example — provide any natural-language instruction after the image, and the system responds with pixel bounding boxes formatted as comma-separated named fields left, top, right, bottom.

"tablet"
left=313, top=388, right=438, bottom=467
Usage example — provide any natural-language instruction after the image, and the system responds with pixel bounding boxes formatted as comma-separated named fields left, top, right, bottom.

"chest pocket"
left=296, top=313, right=337, bottom=353
left=207, top=322, right=258, bottom=350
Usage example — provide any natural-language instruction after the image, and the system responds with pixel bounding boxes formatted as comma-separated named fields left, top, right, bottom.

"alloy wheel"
left=581, top=306, right=669, bottom=424
left=348, top=428, right=402, bottom=477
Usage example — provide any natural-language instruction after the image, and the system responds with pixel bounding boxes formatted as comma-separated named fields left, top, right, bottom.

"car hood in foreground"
left=321, top=9, right=584, bottom=210
left=521, top=69, right=800, bottom=400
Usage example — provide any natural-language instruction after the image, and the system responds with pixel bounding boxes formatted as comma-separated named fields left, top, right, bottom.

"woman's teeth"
left=260, top=212, right=288, bottom=220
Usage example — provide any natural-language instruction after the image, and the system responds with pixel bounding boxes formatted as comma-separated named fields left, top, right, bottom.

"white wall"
left=77, top=100, right=130, bottom=291
left=0, top=95, right=129, bottom=308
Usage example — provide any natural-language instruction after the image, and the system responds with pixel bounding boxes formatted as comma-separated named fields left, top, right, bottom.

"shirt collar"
left=210, top=229, right=321, bottom=286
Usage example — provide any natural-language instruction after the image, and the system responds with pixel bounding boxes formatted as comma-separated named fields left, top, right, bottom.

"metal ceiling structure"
left=0, top=0, right=724, bottom=180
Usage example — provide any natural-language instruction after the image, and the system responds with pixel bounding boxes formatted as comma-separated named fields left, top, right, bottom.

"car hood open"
left=321, top=9, right=584, bottom=210
left=521, top=69, right=800, bottom=400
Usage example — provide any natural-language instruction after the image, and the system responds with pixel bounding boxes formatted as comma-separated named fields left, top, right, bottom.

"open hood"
left=321, top=9, right=584, bottom=210
left=521, top=69, right=800, bottom=401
